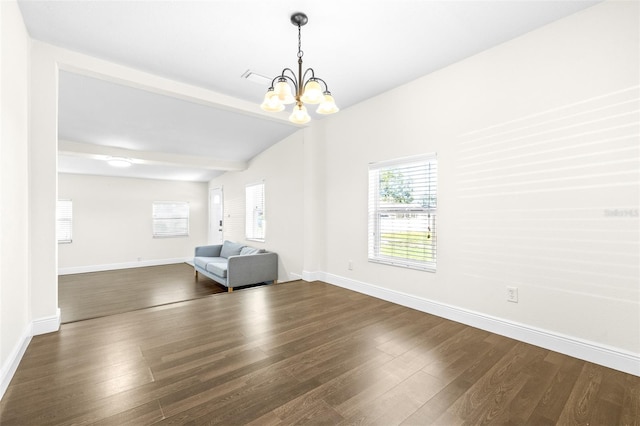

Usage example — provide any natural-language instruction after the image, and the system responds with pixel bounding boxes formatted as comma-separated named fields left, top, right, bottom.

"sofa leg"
left=194, top=270, right=198, bottom=279
left=228, top=287, right=233, bottom=292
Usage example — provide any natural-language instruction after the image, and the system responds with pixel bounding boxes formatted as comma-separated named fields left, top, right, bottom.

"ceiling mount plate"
left=290, top=12, right=308, bottom=27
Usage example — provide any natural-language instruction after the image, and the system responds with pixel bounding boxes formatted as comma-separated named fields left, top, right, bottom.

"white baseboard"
left=288, top=272, right=302, bottom=282
left=32, top=308, right=61, bottom=336
left=318, top=272, right=640, bottom=377
left=302, top=270, right=324, bottom=282
left=1, top=308, right=62, bottom=400
left=0, top=324, right=32, bottom=400
left=58, top=257, right=191, bottom=275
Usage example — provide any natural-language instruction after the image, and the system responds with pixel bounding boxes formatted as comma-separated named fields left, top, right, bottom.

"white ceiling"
left=17, top=0, right=601, bottom=182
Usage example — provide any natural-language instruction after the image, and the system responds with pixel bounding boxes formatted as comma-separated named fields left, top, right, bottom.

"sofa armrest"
left=227, top=252, right=278, bottom=286
left=195, top=245, right=222, bottom=258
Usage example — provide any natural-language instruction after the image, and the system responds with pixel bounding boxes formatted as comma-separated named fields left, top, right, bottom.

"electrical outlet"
left=348, top=260, right=353, bottom=270
left=506, top=286, right=518, bottom=303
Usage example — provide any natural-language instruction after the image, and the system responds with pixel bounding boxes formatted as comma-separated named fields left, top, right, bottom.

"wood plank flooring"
left=2, top=280, right=638, bottom=425
left=58, top=263, right=226, bottom=323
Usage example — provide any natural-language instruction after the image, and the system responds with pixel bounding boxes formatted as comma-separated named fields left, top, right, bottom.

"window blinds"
left=368, top=154, right=437, bottom=271
left=246, top=182, right=265, bottom=241
left=152, top=201, right=189, bottom=237
left=57, top=199, right=73, bottom=243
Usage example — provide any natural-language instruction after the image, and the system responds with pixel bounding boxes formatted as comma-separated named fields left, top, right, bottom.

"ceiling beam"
left=58, top=140, right=247, bottom=171
left=36, top=41, right=300, bottom=126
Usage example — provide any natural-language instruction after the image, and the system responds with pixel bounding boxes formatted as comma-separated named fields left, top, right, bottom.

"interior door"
left=209, top=187, right=224, bottom=244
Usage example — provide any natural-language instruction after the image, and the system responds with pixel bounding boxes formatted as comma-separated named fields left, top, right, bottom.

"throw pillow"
left=240, top=246, right=261, bottom=256
left=220, top=240, right=244, bottom=258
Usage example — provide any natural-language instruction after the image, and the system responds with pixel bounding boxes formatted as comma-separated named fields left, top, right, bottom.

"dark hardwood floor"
left=58, top=263, right=226, bottom=323
left=2, top=280, right=638, bottom=425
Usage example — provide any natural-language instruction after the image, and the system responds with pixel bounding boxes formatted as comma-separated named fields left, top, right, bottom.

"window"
left=368, top=154, right=437, bottom=271
left=57, top=199, right=73, bottom=243
left=152, top=201, right=189, bottom=237
left=246, top=182, right=265, bottom=241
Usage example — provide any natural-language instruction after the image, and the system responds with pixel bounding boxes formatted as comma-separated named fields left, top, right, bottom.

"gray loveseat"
left=193, top=240, right=278, bottom=292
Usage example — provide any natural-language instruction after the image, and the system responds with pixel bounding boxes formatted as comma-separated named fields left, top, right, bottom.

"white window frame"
left=152, top=201, right=190, bottom=238
left=57, top=199, right=73, bottom=244
left=368, top=153, right=437, bottom=272
left=245, top=182, right=265, bottom=242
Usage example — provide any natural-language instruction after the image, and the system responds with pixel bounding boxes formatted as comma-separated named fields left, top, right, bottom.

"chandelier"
left=260, top=12, right=339, bottom=124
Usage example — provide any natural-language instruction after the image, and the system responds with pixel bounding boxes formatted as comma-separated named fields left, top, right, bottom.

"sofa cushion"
left=194, top=256, right=223, bottom=270
left=205, top=260, right=228, bottom=278
left=220, top=240, right=244, bottom=259
left=240, top=246, right=262, bottom=256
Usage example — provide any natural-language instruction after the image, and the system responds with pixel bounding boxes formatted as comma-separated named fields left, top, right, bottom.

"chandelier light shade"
left=260, top=12, right=339, bottom=124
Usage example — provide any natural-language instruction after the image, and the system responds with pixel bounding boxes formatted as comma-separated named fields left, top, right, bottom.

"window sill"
left=368, top=258, right=436, bottom=273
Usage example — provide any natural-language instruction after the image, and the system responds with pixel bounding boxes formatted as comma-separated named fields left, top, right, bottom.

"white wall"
left=210, top=1, right=639, bottom=374
left=58, top=174, right=208, bottom=273
left=0, top=0, right=32, bottom=397
left=320, top=1, right=638, bottom=363
left=209, top=131, right=305, bottom=283
left=29, top=41, right=59, bottom=331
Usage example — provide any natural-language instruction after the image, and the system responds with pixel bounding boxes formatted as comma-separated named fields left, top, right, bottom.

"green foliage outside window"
left=380, top=170, right=413, bottom=204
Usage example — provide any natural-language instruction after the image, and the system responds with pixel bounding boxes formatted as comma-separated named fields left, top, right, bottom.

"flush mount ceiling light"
left=106, top=156, right=133, bottom=168
left=261, top=12, right=339, bottom=124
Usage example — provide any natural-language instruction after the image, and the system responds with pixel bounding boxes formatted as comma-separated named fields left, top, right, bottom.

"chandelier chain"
left=297, top=23, right=303, bottom=59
